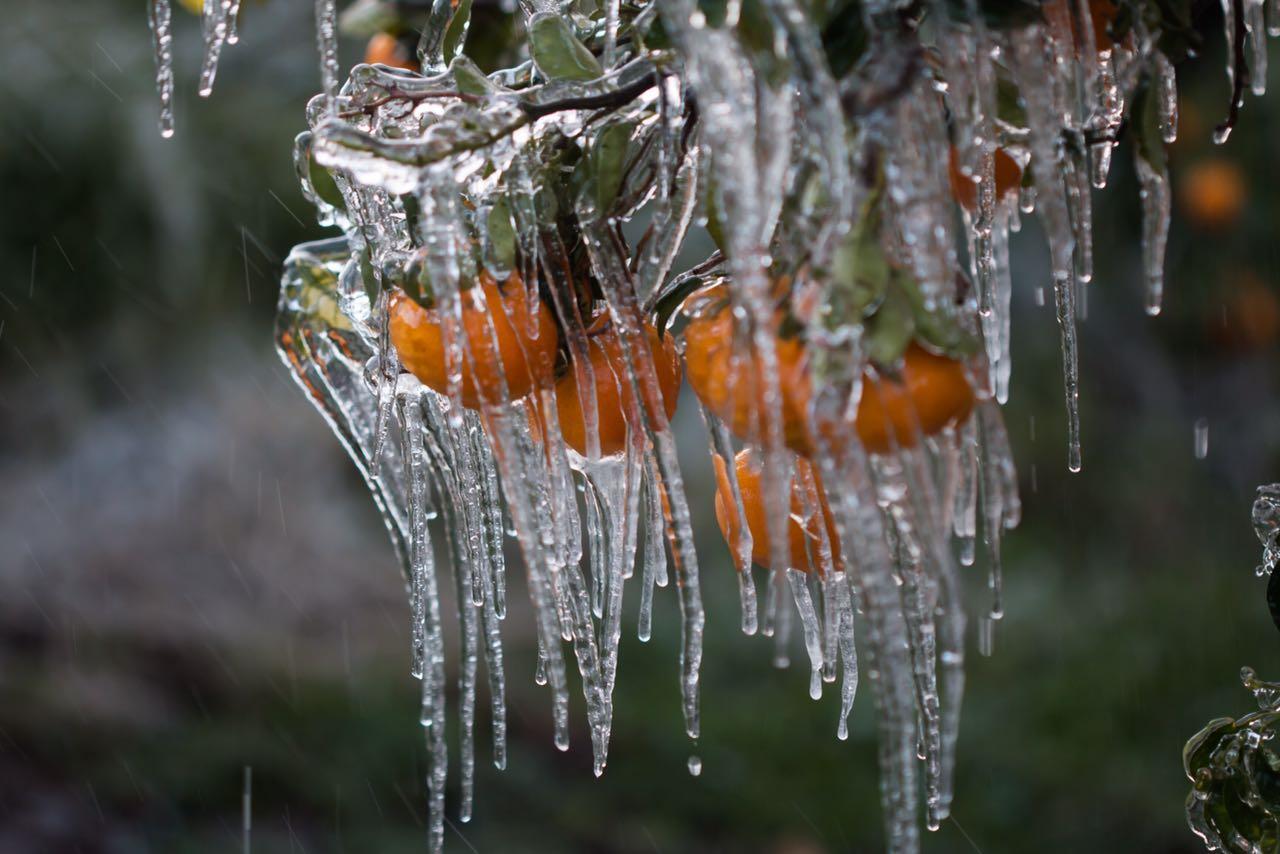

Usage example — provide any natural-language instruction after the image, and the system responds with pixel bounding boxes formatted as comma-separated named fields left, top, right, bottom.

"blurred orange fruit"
left=364, top=33, right=417, bottom=71
left=1179, top=158, right=1246, bottom=230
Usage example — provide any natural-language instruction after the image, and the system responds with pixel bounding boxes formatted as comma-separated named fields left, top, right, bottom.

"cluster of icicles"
left=146, top=0, right=1274, bottom=851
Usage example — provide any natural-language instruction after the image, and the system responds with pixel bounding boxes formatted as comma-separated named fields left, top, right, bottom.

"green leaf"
left=703, top=170, right=727, bottom=255
left=449, top=55, right=494, bottom=96
left=995, top=69, right=1028, bottom=129
left=1183, top=717, right=1236, bottom=779
left=583, top=120, right=635, bottom=217
left=896, top=269, right=977, bottom=356
left=487, top=198, right=517, bottom=271
left=863, top=284, right=915, bottom=367
left=442, top=0, right=473, bottom=62
left=652, top=274, right=714, bottom=338
left=828, top=188, right=889, bottom=321
left=358, top=245, right=381, bottom=301
left=307, top=145, right=347, bottom=212
left=528, top=14, right=603, bottom=82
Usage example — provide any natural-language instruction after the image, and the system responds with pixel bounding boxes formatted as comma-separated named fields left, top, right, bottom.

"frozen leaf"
left=529, top=14, right=604, bottom=82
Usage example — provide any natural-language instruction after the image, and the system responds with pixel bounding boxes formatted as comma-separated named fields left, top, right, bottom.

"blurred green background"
left=3, top=0, right=1280, bottom=851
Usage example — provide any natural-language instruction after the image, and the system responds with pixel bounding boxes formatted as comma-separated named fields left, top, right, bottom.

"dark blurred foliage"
left=3, top=0, right=1280, bottom=851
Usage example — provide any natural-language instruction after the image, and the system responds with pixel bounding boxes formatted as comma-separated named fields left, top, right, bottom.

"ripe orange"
left=682, top=286, right=815, bottom=453
left=948, top=147, right=1022, bottom=212
left=1179, top=158, right=1246, bottom=230
left=856, top=343, right=976, bottom=455
left=555, top=309, right=682, bottom=457
left=364, top=33, right=417, bottom=71
left=712, top=449, right=841, bottom=574
left=388, top=271, right=558, bottom=409
left=683, top=287, right=975, bottom=457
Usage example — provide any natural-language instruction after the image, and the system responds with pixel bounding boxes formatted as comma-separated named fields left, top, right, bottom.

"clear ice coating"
left=1183, top=494, right=1280, bottom=850
left=1252, top=484, right=1280, bottom=575
left=125, top=0, right=1280, bottom=849
left=1184, top=666, right=1280, bottom=850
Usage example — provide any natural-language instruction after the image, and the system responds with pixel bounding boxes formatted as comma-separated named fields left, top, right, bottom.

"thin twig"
left=520, top=72, right=659, bottom=120
left=1214, top=0, right=1249, bottom=141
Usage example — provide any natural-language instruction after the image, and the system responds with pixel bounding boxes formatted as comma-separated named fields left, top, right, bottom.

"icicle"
left=456, top=539, right=480, bottom=822
left=816, top=446, right=920, bottom=853
left=1011, top=29, right=1083, bottom=471
left=1089, top=46, right=1123, bottom=189
left=1155, top=53, right=1179, bottom=144
left=831, top=572, right=859, bottom=741
left=770, top=568, right=793, bottom=668
left=225, top=0, right=242, bottom=45
left=1217, top=0, right=1241, bottom=144
left=993, top=213, right=1014, bottom=403
left=873, top=451, right=944, bottom=833
left=953, top=418, right=979, bottom=565
left=580, top=220, right=705, bottom=741
left=1134, top=154, right=1171, bottom=317
left=589, top=444, right=642, bottom=715
left=1246, top=0, right=1268, bottom=96
left=398, top=397, right=447, bottom=854
left=315, top=0, right=340, bottom=110
left=978, top=408, right=1005, bottom=620
left=787, top=570, right=826, bottom=699
left=638, top=462, right=670, bottom=642
left=1065, top=143, right=1093, bottom=288
left=147, top=0, right=175, bottom=138
left=198, top=0, right=236, bottom=98
left=699, top=403, right=757, bottom=634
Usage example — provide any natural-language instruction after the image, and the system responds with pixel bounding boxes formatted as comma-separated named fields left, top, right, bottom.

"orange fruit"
left=856, top=343, right=976, bottom=455
left=682, top=286, right=815, bottom=453
left=555, top=309, right=682, bottom=457
left=713, top=449, right=841, bottom=574
left=683, top=287, right=975, bottom=457
left=948, top=147, right=1022, bottom=212
left=364, top=33, right=417, bottom=71
left=1179, top=158, right=1246, bottom=230
left=389, top=270, right=558, bottom=409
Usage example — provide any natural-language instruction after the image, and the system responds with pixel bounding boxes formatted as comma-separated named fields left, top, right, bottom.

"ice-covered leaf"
left=529, top=14, right=603, bottom=82
left=579, top=120, right=636, bottom=218
left=487, top=197, right=518, bottom=271
left=442, top=0, right=474, bottom=61
left=863, top=284, right=915, bottom=367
